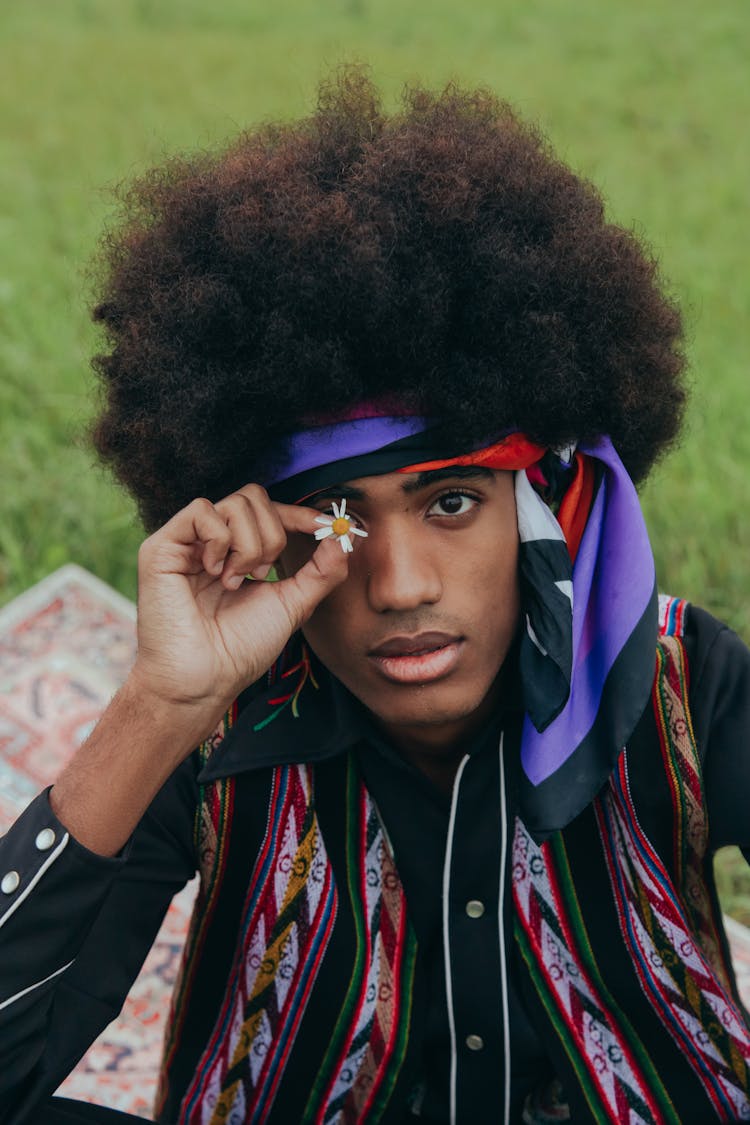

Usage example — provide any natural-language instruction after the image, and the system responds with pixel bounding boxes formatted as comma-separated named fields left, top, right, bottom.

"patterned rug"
left=1, top=565, right=749, bottom=1117
left=0, top=565, right=198, bottom=1119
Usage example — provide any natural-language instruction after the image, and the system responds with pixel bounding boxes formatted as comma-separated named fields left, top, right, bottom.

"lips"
left=368, top=632, right=464, bottom=684
left=369, top=631, right=460, bottom=657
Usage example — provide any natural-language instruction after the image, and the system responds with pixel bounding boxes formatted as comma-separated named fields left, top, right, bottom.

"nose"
left=365, top=523, right=442, bottom=613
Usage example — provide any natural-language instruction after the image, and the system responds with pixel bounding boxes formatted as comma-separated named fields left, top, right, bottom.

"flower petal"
left=331, top=501, right=341, bottom=520
left=314, top=514, right=333, bottom=526
left=350, top=527, right=368, bottom=538
left=341, top=534, right=354, bottom=553
left=314, top=527, right=334, bottom=540
left=339, top=498, right=347, bottom=518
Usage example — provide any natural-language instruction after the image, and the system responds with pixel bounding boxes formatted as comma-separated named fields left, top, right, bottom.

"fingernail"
left=250, top=564, right=271, bottom=580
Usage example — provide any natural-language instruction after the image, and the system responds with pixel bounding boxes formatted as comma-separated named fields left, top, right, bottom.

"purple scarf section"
left=265, top=416, right=428, bottom=486
left=520, top=436, right=655, bottom=785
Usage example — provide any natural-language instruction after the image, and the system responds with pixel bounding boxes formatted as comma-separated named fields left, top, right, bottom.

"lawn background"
left=1, top=0, right=748, bottom=917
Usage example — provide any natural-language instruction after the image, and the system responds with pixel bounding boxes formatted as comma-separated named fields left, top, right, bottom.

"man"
left=2, top=71, right=750, bottom=1124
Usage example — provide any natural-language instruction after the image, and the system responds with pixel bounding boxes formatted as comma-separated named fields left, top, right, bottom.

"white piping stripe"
left=515, top=469, right=566, bottom=544
left=0, top=959, right=74, bottom=1011
left=442, top=753, right=470, bottom=1125
left=526, top=615, right=549, bottom=656
left=497, top=732, right=511, bottom=1125
left=0, top=832, right=70, bottom=931
left=555, top=579, right=574, bottom=605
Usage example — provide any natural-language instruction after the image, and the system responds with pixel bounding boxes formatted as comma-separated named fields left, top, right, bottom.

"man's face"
left=281, top=466, right=521, bottom=752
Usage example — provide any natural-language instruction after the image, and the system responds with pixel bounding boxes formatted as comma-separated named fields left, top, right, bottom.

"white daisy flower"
left=313, top=499, right=368, bottom=554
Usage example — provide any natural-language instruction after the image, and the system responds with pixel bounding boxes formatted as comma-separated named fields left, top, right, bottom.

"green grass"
left=1, top=0, right=748, bottom=628
left=715, top=848, right=750, bottom=929
left=1, top=6, right=749, bottom=917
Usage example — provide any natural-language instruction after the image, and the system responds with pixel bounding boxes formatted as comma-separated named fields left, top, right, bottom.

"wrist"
left=124, top=665, right=233, bottom=751
left=50, top=673, right=232, bottom=858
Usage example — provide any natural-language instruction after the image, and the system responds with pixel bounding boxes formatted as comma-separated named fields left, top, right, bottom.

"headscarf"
left=266, top=411, right=657, bottom=839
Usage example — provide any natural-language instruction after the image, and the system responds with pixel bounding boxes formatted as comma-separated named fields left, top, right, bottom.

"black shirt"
left=2, top=603, right=750, bottom=1124
left=352, top=704, right=550, bottom=1122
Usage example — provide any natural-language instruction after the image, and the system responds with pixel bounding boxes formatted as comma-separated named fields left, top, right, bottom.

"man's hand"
left=49, top=485, right=349, bottom=856
left=133, top=484, right=349, bottom=726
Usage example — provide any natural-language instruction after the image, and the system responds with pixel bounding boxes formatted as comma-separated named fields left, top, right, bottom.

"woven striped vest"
left=158, top=597, right=750, bottom=1123
left=516, top=596, right=750, bottom=1123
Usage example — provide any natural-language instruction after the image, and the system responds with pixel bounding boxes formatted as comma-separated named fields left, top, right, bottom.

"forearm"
left=0, top=765, right=196, bottom=1111
left=49, top=675, right=220, bottom=857
left=0, top=791, right=127, bottom=1107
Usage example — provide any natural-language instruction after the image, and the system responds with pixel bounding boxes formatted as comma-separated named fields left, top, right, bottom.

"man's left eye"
left=429, top=492, right=477, bottom=517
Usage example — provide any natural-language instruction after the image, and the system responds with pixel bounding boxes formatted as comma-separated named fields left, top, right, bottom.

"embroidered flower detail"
left=253, top=643, right=319, bottom=732
left=313, top=499, right=368, bottom=554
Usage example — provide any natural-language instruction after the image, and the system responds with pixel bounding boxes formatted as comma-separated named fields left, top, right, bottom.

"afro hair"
left=91, top=67, right=686, bottom=530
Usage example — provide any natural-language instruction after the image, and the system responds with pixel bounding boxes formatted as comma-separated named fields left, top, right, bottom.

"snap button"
left=466, top=1033, right=484, bottom=1051
left=35, top=828, right=56, bottom=851
left=465, top=899, right=485, bottom=918
left=1, top=871, right=21, bottom=895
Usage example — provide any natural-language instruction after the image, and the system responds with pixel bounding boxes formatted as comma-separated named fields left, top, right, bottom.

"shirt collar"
left=197, top=646, right=366, bottom=783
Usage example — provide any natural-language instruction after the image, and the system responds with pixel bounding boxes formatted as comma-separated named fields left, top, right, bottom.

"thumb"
left=273, top=536, right=351, bottom=631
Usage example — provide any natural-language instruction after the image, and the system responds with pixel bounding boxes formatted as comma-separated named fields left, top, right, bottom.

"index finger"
left=270, top=500, right=327, bottom=537
left=229, top=481, right=330, bottom=537
left=228, top=484, right=323, bottom=537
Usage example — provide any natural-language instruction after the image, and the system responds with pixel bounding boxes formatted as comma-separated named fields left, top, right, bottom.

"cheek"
left=470, top=557, right=520, bottom=637
left=300, top=575, right=363, bottom=669
left=278, top=533, right=316, bottom=578
left=459, top=522, right=520, bottom=638
left=301, top=618, right=354, bottom=691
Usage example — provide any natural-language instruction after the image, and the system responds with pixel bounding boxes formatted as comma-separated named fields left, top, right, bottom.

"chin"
left=361, top=676, right=494, bottom=731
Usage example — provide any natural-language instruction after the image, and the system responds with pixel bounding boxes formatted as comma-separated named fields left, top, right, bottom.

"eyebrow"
left=401, top=466, right=496, bottom=493
left=309, top=466, right=496, bottom=503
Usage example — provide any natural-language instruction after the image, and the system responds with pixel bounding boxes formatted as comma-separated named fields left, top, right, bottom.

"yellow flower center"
left=332, top=517, right=351, bottom=537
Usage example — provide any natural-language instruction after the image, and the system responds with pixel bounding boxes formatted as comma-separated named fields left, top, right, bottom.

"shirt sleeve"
left=0, top=755, right=198, bottom=1119
left=687, top=605, right=750, bottom=853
